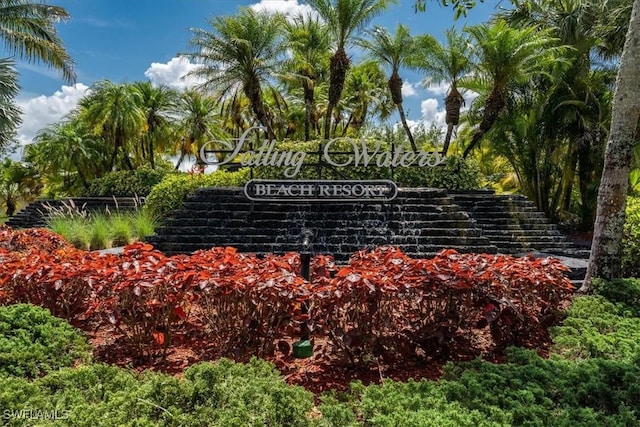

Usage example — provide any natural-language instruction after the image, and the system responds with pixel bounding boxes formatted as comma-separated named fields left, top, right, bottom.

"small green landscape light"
left=292, top=339, right=313, bottom=358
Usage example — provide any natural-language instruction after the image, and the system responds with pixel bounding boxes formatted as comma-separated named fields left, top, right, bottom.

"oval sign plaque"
left=244, top=179, right=398, bottom=202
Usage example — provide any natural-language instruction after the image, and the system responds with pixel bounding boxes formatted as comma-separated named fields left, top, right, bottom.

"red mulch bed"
left=86, top=314, right=556, bottom=396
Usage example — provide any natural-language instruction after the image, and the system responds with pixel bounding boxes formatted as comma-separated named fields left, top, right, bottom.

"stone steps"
left=451, top=192, right=581, bottom=256
left=147, top=187, right=499, bottom=260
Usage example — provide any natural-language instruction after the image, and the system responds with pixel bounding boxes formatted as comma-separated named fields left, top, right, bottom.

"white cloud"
left=144, top=56, right=204, bottom=90
left=423, top=81, right=450, bottom=97
left=401, top=81, right=417, bottom=97
left=420, top=98, right=446, bottom=128
left=249, top=0, right=315, bottom=18
left=13, top=84, right=89, bottom=158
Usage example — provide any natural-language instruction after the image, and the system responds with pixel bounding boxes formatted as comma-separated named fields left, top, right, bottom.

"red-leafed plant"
left=0, top=225, right=574, bottom=365
left=193, top=249, right=312, bottom=358
left=310, top=247, right=573, bottom=363
left=0, top=246, right=113, bottom=324
left=100, top=242, right=197, bottom=359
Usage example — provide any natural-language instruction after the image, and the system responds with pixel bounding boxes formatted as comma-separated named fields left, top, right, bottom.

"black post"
left=299, top=229, right=314, bottom=341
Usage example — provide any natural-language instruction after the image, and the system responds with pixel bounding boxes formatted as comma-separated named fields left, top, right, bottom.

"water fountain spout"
left=299, top=228, right=314, bottom=255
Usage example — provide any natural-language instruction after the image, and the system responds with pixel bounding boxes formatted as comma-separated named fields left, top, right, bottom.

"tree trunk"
left=388, top=73, right=417, bottom=152
left=149, top=135, right=155, bottom=170
left=581, top=0, right=640, bottom=291
left=244, top=74, right=276, bottom=140
left=443, top=86, right=464, bottom=156
left=324, top=48, right=350, bottom=139
left=463, top=86, right=506, bottom=158
left=303, top=80, right=314, bottom=142
left=6, top=197, right=16, bottom=216
left=560, top=142, right=579, bottom=212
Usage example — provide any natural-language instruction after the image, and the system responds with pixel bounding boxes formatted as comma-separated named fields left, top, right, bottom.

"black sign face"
left=244, top=179, right=398, bottom=202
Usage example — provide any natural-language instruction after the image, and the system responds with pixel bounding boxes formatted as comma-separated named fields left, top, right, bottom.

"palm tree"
left=360, top=24, right=419, bottom=151
left=502, top=0, right=629, bottom=229
left=413, top=28, right=472, bottom=156
left=0, top=0, right=75, bottom=83
left=306, top=0, right=393, bottom=139
left=79, top=80, right=146, bottom=171
left=282, top=13, right=332, bottom=141
left=0, top=158, right=42, bottom=216
left=461, top=19, right=565, bottom=158
left=339, top=60, right=392, bottom=135
left=30, top=117, right=106, bottom=192
left=0, top=57, right=21, bottom=151
left=133, top=81, right=178, bottom=169
left=184, top=8, right=284, bottom=140
left=173, top=90, right=223, bottom=170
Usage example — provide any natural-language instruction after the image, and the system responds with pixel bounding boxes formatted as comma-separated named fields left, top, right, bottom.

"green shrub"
left=86, top=168, right=170, bottom=197
left=182, top=358, right=314, bottom=427
left=622, top=196, right=640, bottom=277
left=594, top=278, right=640, bottom=316
left=0, top=359, right=315, bottom=427
left=551, top=295, right=640, bottom=361
left=0, top=304, right=91, bottom=378
left=439, top=348, right=640, bottom=426
left=47, top=216, right=90, bottom=250
left=144, top=168, right=250, bottom=219
left=394, top=155, right=481, bottom=189
left=109, top=214, right=132, bottom=246
left=318, top=347, right=640, bottom=426
left=128, top=209, right=157, bottom=240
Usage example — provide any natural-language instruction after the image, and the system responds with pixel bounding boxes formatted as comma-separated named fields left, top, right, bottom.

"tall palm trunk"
left=244, top=74, right=276, bottom=140
left=560, top=143, right=579, bottom=212
left=388, top=72, right=417, bottom=152
left=324, top=47, right=350, bottom=139
left=442, top=86, right=464, bottom=156
left=463, top=87, right=506, bottom=158
left=582, top=0, right=640, bottom=290
left=303, top=80, right=315, bottom=141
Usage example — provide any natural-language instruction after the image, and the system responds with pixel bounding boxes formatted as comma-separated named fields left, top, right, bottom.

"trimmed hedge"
left=143, top=168, right=250, bottom=219
left=86, top=168, right=170, bottom=197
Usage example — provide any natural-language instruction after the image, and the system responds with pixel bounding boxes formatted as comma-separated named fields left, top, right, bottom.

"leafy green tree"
left=360, top=24, right=419, bottom=151
left=339, top=60, right=392, bottom=135
left=79, top=80, right=146, bottom=171
left=502, top=0, right=623, bottom=229
left=413, top=28, right=473, bottom=155
left=173, top=90, right=224, bottom=170
left=0, top=158, right=42, bottom=216
left=184, top=8, right=284, bottom=140
left=282, top=13, right=332, bottom=141
left=0, top=0, right=75, bottom=83
left=306, top=0, right=394, bottom=139
left=29, top=117, right=106, bottom=193
left=461, top=19, right=565, bottom=158
left=0, top=57, right=21, bottom=151
left=133, top=81, right=179, bottom=169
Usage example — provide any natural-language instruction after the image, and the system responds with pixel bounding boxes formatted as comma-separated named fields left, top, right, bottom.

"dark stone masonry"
left=146, top=187, right=585, bottom=263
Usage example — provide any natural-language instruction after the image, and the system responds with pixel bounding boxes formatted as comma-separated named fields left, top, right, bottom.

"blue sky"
left=13, top=0, right=502, bottom=156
